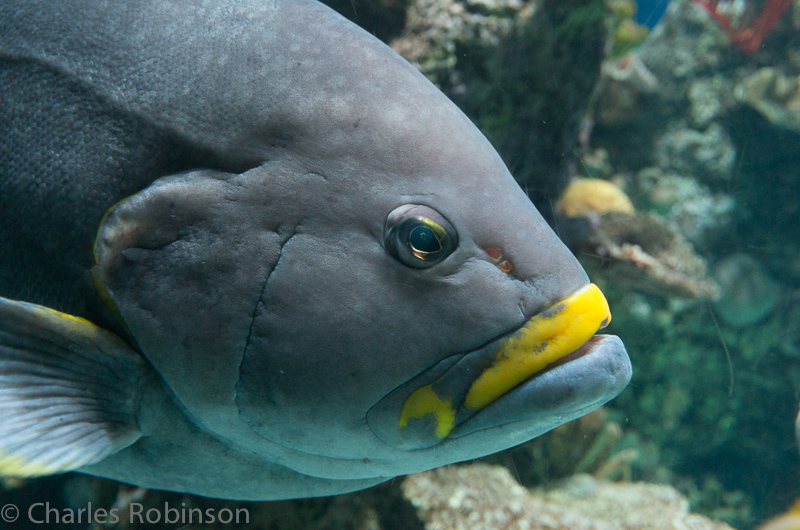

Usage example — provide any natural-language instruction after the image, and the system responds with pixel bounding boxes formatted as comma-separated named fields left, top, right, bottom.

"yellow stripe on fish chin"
left=398, top=385, right=457, bottom=440
left=464, top=283, right=611, bottom=411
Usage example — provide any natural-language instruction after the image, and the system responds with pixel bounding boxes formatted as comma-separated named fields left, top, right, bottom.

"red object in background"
left=687, top=0, right=793, bottom=54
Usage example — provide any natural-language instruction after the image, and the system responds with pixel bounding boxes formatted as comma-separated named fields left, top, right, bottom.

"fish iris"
left=409, top=226, right=442, bottom=256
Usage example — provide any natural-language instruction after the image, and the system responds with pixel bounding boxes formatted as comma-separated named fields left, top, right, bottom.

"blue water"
left=637, top=0, right=672, bottom=28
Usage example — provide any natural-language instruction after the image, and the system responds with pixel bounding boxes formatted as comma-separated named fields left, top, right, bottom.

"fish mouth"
left=367, top=283, right=631, bottom=450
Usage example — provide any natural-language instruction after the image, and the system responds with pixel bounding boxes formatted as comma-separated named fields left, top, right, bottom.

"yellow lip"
left=464, top=283, right=611, bottom=410
left=397, top=283, right=611, bottom=442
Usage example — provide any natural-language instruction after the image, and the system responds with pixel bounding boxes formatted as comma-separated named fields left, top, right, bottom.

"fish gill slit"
left=242, top=223, right=302, bottom=357
left=236, top=222, right=304, bottom=409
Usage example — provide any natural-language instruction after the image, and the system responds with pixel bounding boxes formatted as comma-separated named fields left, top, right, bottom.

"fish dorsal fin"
left=0, top=297, right=146, bottom=476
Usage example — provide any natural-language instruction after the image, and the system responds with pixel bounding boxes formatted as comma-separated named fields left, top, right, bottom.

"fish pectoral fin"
left=0, top=296, right=146, bottom=477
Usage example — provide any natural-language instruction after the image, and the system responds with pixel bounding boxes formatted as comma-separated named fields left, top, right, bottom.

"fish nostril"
left=484, top=248, right=514, bottom=274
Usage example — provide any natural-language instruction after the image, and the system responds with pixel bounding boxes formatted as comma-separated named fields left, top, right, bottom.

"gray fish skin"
left=0, top=0, right=631, bottom=499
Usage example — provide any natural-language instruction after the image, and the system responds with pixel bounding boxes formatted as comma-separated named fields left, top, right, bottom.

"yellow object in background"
left=556, top=178, right=635, bottom=218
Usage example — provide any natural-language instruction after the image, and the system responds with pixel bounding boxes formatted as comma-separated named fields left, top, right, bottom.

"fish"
left=0, top=0, right=632, bottom=499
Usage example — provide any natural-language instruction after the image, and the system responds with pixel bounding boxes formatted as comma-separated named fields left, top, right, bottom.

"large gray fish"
left=0, top=0, right=631, bottom=499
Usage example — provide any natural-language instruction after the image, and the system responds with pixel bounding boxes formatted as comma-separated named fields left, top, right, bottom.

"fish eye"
left=385, top=205, right=458, bottom=269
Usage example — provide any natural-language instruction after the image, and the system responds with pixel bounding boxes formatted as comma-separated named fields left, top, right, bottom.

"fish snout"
left=367, top=283, right=630, bottom=450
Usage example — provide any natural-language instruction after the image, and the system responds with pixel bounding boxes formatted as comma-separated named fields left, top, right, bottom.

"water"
left=637, top=0, right=672, bottom=27
left=1, top=0, right=799, bottom=528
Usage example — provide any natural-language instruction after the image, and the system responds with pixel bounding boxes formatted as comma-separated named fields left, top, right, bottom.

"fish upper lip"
left=458, top=283, right=610, bottom=412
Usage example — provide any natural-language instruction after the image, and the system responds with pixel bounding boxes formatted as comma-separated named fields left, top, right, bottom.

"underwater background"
left=1, top=0, right=799, bottom=528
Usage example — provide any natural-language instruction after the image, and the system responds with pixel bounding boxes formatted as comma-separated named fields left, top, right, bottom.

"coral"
left=680, top=475, right=755, bottom=527
left=600, top=52, right=659, bottom=92
left=687, top=0, right=794, bottom=54
left=556, top=177, right=635, bottom=217
left=735, top=67, right=800, bottom=133
left=590, top=52, right=659, bottom=128
left=606, top=273, right=800, bottom=528
left=563, top=212, right=720, bottom=299
left=553, top=0, right=800, bottom=525
left=387, top=0, right=618, bottom=214
left=654, top=122, right=737, bottom=182
left=582, top=4, right=655, bottom=129
left=638, top=0, right=732, bottom=83
left=402, top=464, right=735, bottom=530
left=587, top=0, right=746, bottom=176
left=389, top=0, right=525, bottom=86
left=637, top=167, right=735, bottom=246
left=483, top=406, right=672, bottom=492
left=688, top=75, right=736, bottom=126
left=446, top=0, right=610, bottom=212
left=713, top=253, right=782, bottom=327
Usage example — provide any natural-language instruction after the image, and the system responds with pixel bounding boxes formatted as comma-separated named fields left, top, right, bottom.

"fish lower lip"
left=448, top=333, right=607, bottom=431
left=448, top=334, right=630, bottom=439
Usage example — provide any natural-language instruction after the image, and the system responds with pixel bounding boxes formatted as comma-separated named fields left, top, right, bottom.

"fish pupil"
left=409, top=226, right=442, bottom=256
